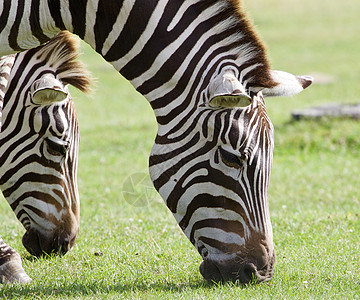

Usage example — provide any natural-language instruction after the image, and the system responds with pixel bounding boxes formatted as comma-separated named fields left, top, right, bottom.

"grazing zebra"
left=0, top=31, right=91, bottom=284
left=0, top=1, right=312, bottom=283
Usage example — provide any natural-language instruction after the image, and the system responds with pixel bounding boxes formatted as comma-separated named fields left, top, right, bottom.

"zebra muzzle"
left=199, top=257, right=273, bottom=284
left=22, top=227, right=77, bottom=257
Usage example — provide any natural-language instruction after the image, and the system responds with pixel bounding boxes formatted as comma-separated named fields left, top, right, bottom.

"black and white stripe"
left=0, top=31, right=91, bottom=284
left=0, top=0, right=312, bottom=283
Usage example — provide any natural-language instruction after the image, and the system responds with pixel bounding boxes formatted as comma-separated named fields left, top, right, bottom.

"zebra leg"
left=0, top=237, right=31, bottom=284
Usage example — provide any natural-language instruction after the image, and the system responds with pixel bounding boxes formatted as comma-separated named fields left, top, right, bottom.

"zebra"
left=0, top=31, right=91, bottom=284
left=0, top=0, right=312, bottom=283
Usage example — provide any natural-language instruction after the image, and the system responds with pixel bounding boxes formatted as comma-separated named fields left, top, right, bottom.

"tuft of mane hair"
left=0, top=55, right=16, bottom=101
left=212, top=0, right=278, bottom=89
left=34, top=31, right=93, bottom=94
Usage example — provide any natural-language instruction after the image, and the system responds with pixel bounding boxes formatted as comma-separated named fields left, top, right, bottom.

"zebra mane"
left=0, top=55, right=15, bottom=101
left=211, top=0, right=278, bottom=89
left=34, top=31, right=93, bottom=94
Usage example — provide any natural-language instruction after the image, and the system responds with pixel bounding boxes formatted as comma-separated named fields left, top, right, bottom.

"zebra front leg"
left=0, top=237, right=31, bottom=284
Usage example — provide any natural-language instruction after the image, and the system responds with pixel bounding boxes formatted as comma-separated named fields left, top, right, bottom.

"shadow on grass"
left=0, top=280, right=220, bottom=297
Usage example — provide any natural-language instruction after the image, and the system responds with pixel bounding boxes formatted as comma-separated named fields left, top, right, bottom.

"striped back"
left=0, top=31, right=91, bottom=256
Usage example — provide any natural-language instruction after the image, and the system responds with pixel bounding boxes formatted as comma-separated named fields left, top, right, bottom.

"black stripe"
left=1, top=53, right=48, bottom=131
left=9, top=0, right=25, bottom=51
left=154, top=109, right=207, bottom=144
left=148, top=48, right=236, bottom=113
left=94, top=0, right=124, bottom=53
left=189, top=219, right=245, bottom=245
left=30, top=0, right=51, bottom=44
left=21, top=204, right=52, bottom=222
left=10, top=191, right=64, bottom=212
left=229, top=110, right=242, bottom=149
left=202, top=110, right=216, bottom=139
left=0, top=152, right=61, bottom=187
left=52, top=105, right=65, bottom=133
left=119, top=1, right=192, bottom=79
left=199, top=236, right=242, bottom=253
left=0, top=112, right=30, bottom=162
left=122, top=3, right=239, bottom=83
left=103, top=0, right=159, bottom=62
left=165, top=163, right=253, bottom=220
left=48, top=0, right=66, bottom=30
left=151, top=141, right=215, bottom=193
left=0, top=0, right=11, bottom=33
left=150, top=54, right=213, bottom=126
left=220, top=111, right=231, bottom=144
left=3, top=132, right=39, bottom=165
left=150, top=132, right=200, bottom=166
left=178, top=194, right=249, bottom=230
left=69, top=0, right=88, bottom=39
left=2, top=172, right=61, bottom=198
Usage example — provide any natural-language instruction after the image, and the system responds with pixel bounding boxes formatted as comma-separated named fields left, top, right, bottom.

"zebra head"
left=149, top=67, right=312, bottom=283
left=0, top=32, right=91, bottom=257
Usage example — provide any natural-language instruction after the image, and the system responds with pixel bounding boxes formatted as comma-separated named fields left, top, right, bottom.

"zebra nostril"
left=199, top=259, right=223, bottom=282
left=58, top=236, right=74, bottom=255
left=200, top=259, right=270, bottom=284
left=58, top=238, right=70, bottom=255
left=238, top=263, right=258, bottom=284
left=58, top=231, right=78, bottom=255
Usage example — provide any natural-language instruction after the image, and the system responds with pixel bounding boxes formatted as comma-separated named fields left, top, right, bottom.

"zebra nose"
left=22, top=228, right=77, bottom=257
left=238, top=263, right=260, bottom=284
left=199, top=259, right=271, bottom=284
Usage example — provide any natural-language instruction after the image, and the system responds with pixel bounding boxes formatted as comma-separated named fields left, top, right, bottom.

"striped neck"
left=78, top=0, right=276, bottom=120
left=87, top=0, right=276, bottom=98
left=1, top=1, right=276, bottom=109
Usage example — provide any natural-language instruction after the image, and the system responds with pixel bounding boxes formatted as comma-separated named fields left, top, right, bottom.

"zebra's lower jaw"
left=199, top=253, right=275, bottom=284
left=21, top=227, right=78, bottom=257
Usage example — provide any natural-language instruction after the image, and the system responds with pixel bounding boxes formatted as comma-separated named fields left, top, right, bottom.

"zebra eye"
left=46, top=138, right=69, bottom=156
left=219, top=147, right=244, bottom=169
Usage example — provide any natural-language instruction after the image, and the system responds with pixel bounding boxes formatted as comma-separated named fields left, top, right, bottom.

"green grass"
left=1, top=0, right=360, bottom=298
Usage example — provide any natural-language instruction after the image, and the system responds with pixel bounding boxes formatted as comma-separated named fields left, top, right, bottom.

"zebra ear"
left=260, top=70, right=313, bottom=98
left=31, top=75, right=68, bottom=105
left=208, top=69, right=251, bottom=108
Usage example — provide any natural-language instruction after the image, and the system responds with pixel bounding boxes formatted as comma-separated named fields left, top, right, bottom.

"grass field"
left=1, top=0, right=360, bottom=298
